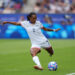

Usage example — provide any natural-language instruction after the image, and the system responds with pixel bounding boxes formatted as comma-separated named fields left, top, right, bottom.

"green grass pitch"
left=0, top=39, right=75, bottom=75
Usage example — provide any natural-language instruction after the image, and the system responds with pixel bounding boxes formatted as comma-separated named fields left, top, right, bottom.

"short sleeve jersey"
left=20, top=21, right=47, bottom=45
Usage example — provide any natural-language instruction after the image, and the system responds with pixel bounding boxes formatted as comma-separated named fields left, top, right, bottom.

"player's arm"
left=3, top=21, right=21, bottom=26
left=41, top=27, right=60, bottom=32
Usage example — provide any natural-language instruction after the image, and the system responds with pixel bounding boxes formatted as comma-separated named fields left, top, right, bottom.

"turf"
left=0, top=39, right=75, bottom=75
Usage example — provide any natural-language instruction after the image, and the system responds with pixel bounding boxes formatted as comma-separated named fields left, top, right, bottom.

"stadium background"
left=0, top=0, right=75, bottom=39
left=0, top=14, right=75, bottom=39
left=0, top=0, right=75, bottom=75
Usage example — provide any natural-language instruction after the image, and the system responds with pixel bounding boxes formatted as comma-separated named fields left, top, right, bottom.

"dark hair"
left=27, top=12, right=36, bottom=21
left=36, top=2, right=41, bottom=6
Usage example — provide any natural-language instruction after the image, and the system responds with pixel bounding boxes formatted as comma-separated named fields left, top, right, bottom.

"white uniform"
left=20, top=21, right=51, bottom=49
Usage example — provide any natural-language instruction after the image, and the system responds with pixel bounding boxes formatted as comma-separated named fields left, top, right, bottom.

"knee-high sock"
left=33, top=56, right=42, bottom=67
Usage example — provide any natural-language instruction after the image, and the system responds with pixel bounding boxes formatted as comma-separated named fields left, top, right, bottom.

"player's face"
left=30, top=15, right=37, bottom=24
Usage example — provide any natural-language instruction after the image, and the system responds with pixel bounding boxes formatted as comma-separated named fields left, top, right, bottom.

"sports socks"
left=32, top=56, right=42, bottom=67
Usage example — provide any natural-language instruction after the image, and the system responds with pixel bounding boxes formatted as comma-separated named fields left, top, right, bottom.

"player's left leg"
left=41, top=40, right=54, bottom=56
left=44, top=46, right=54, bottom=56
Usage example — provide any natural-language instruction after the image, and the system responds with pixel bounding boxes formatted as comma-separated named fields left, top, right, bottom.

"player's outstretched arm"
left=42, top=27, right=60, bottom=32
left=3, top=21, right=21, bottom=26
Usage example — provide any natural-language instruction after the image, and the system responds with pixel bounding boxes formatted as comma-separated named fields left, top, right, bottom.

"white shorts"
left=31, top=40, right=51, bottom=49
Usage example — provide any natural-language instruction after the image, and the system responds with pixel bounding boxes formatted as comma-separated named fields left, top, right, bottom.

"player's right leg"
left=30, top=46, right=43, bottom=70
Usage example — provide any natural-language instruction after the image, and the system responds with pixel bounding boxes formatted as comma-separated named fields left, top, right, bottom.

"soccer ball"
left=48, top=61, right=58, bottom=71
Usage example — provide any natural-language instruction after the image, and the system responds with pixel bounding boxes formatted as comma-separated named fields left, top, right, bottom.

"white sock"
left=33, top=56, right=42, bottom=67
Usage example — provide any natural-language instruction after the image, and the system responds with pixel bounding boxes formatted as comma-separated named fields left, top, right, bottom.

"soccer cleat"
left=34, top=65, right=43, bottom=70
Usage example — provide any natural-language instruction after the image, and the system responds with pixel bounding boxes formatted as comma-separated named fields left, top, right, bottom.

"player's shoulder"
left=36, top=21, right=42, bottom=24
left=21, top=20, right=29, bottom=23
left=20, top=20, right=29, bottom=27
left=36, top=21, right=41, bottom=23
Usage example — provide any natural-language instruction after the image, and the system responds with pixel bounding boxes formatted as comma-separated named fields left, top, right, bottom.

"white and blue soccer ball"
left=48, top=61, right=58, bottom=71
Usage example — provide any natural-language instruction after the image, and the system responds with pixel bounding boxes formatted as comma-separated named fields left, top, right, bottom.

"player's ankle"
left=38, top=65, right=42, bottom=68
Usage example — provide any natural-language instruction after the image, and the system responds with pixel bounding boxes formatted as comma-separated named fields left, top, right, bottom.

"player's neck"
left=29, top=21, right=36, bottom=24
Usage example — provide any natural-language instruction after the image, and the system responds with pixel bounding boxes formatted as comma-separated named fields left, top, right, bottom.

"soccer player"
left=3, top=12, right=60, bottom=70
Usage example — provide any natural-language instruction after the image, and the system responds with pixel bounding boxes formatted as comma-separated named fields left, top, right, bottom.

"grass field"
left=0, top=39, right=75, bottom=75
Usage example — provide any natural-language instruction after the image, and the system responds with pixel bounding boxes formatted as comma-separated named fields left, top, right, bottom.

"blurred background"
left=0, top=1, right=75, bottom=75
left=0, top=0, right=75, bottom=14
left=0, top=0, right=75, bottom=39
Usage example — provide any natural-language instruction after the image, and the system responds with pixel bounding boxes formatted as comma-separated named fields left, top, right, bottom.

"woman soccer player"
left=3, top=12, right=60, bottom=70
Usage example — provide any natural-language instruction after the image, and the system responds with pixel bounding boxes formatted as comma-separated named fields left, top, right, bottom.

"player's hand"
left=3, top=21, right=8, bottom=25
left=55, top=28, right=60, bottom=32
left=2, top=21, right=8, bottom=26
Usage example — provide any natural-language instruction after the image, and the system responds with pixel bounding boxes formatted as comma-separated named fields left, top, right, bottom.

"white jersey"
left=20, top=21, right=48, bottom=45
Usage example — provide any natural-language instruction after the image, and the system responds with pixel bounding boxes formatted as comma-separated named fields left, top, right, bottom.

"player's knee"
left=30, top=50, right=36, bottom=56
left=30, top=48, right=40, bottom=57
left=46, top=47, right=54, bottom=55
